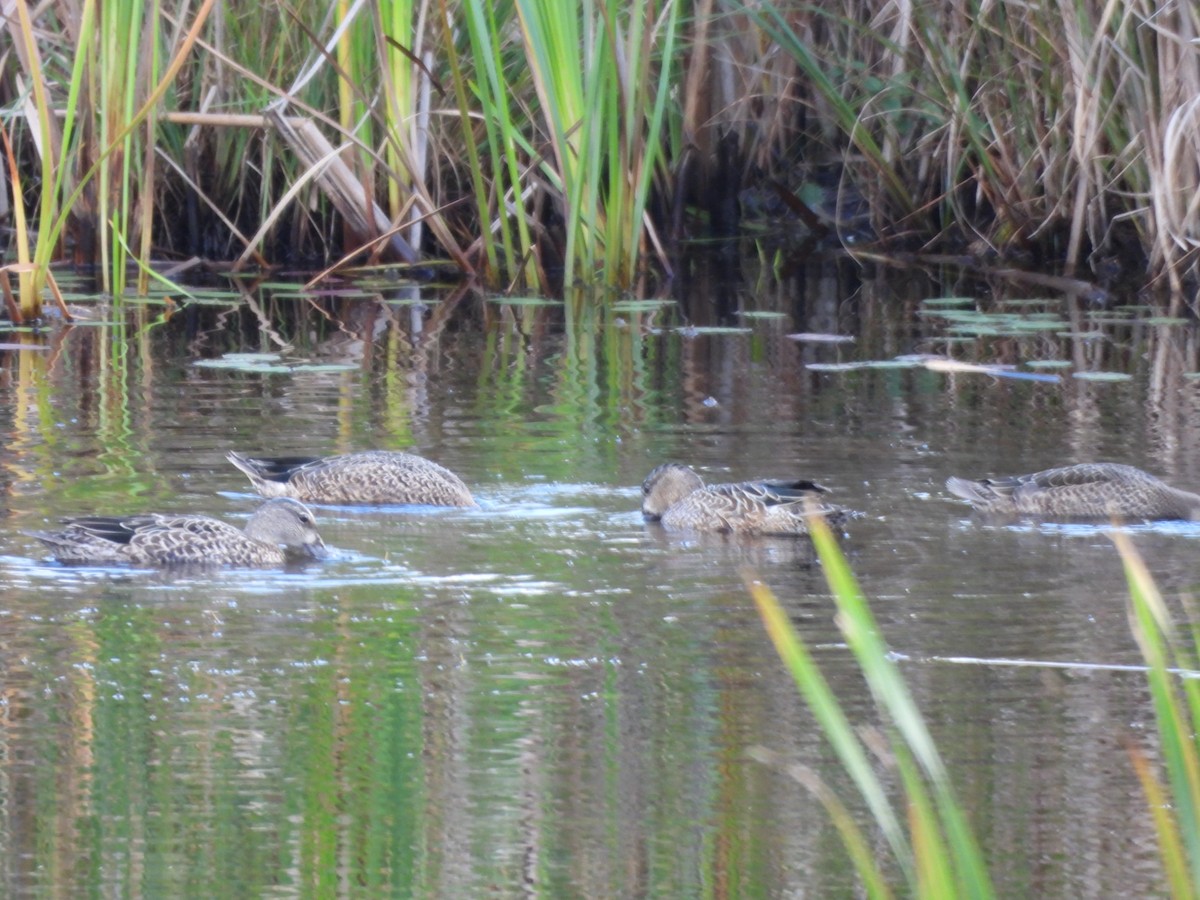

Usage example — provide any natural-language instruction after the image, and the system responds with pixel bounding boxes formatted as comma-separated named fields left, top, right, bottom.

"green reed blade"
left=808, top=513, right=995, bottom=898
left=1128, top=741, right=1197, bottom=900
left=745, top=572, right=916, bottom=884
left=1114, top=530, right=1200, bottom=889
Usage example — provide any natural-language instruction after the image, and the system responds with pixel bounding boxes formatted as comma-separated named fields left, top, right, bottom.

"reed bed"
left=1, top=0, right=1197, bottom=315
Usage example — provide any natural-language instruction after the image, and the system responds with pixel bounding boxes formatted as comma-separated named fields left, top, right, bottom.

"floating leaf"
left=487, top=296, right=563, bottom=306
left=787, top=332, right=856, bottom=343
left=183, top=296, right=243, bottom=306
left=678, top=326, right=753, bottom=335
left=946, top=325, right=1003, bottom=336
left=1006, top=319, right=1068, bottom=331
left=807, top=359, right=924, bottom=371
left=921, top=297, right=975, bottom=307
left=611, top=299, right=674, bottom=313
left=0, top=342, right=49, bottom=351
left=194, top=360, right=292, bottom=372
left=923, top=358, right=1061, bottom=382
left=194, top=353, right=282, bottom=371
left=288, top=363, right=360, bottom=372
left=998, top=298, right=1055, bottom=308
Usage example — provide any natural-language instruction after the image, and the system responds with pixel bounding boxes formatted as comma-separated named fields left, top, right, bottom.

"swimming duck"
left=945, top=462, right=1200, bottom=520
left=227, top=450, right=476, bottom=507
left=641, top=463, right=849, bottom=535
left=30, top=497, right=326, bottom=566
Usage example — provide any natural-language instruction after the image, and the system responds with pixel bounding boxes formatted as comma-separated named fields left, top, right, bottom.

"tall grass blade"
left=450, top=0, right=541, bottom=289
left=1113, top=529, right=1200, bottom=890
left=5, top=0, right=68, bottom=315
left=0, top=123, right=33, bottom=320
left=745, top=572, right=915, bottom=883
left=1128, top=740, right=1196, bottom=900
left=808, top=513, right=994, bottom=898
left=747, top=746, right=895, bottom=899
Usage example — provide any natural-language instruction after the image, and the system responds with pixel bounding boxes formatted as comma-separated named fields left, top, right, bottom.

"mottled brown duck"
left=640, top=463, right=849, bottom=535
left=945, top=463, right=1200, bottom=520
left=227, top=450, right=476, bottom=507
left=30, top=497, right=326, bottom=566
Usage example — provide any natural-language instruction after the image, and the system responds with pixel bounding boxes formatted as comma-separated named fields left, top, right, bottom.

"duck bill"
left=299, top=537, right=328, bottom=560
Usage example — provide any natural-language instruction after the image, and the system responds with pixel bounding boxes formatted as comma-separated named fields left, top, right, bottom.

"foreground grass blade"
left=1127, top=740, right=1196, bottom=900
left=808, top=513, right=995, bottom=898
left=750, top=508, right=995, bottom=897
left=1113, top=530, right=1200, bottom=891
left=746, top=746, right=894, bottom=899
left=746, top=572, right=915, bottom=884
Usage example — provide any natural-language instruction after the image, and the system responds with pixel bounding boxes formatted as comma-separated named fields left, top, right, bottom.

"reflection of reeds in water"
left=467, top=306, right=669, bottom=476
left=96, top=318, right=138, bottom=483
left=7, top=338, right=57, bottom=495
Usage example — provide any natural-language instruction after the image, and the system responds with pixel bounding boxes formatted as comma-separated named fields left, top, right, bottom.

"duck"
left=226, top=450, right=476, bottom=507
left=945, top=462, right=1200, bottom=520
left=640, top=463, right=849, bottom=535
left=30, top=497, right=326, bottom=566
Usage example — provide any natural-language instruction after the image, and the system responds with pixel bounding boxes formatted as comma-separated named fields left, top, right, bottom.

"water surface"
left=0, top=261, right=1192, bottom=896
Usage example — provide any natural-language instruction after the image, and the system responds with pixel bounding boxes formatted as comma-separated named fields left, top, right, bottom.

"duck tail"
left=226, top=451, right=288, bottom=497
left=945, top=476, right=992, bottom=505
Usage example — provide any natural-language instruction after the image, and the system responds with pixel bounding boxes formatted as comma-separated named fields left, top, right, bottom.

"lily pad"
left=1072, top=371, right=1133, bottom=382
left=807, top=358, right=924, bottom=372
left=787, top=332, right=856, bottom=343
left=611, top=300, right=674, bottom=313
left=287, top=363, right=360, bottom=372
left=921, top=297, right=976, bottom=307
left=946, top=325, right=1004, bottom=336
left=193, top=355, right=359, bottom=374
left=0, top=342, right=49, bottom=351
left=998, top=298, right=1055, bottom=308
left=677, top=326, right=753, bottom=336
left=195, top=360, right=289, bottom=373
left=1005, top=319, right=1068, bottom=331
left=487, top=296, right=563, bottom=307
left=183, top=296, right=244, bottom=306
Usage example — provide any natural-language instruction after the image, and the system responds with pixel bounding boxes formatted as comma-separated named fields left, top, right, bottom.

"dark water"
left=1, top=260, right=1195, bottom=896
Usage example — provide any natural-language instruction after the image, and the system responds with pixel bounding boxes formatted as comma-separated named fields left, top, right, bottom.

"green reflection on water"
left=3, top=275, right=1194, bottom=898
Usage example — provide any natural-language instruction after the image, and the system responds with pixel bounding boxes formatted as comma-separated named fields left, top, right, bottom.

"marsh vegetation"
left=2, top=0, right=1198, bottom=318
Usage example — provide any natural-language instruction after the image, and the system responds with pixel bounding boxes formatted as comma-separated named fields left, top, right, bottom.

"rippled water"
left=1, top=261, right=1196, bottom=895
